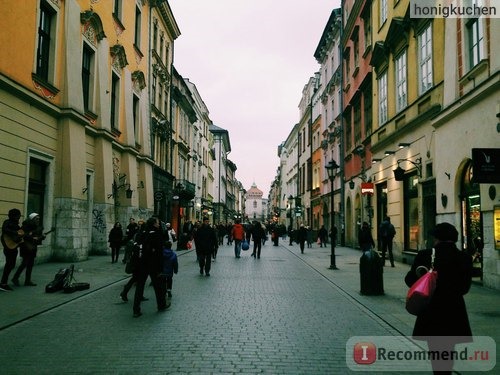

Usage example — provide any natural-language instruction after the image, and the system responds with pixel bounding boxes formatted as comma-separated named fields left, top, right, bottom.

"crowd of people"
left=2, top=210, right=475, bottom=372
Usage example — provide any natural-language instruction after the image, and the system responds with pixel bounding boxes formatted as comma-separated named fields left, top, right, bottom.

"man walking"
left=231, top=219, right=245, bottom=258
left=194, top=217, right=218, bottom=276
left=379, top=216, right=396, bottom=267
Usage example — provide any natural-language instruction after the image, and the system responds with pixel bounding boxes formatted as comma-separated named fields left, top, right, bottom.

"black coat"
left=405, top=242, right=473, bottom=339
left=194, top=224, right=218, bottom=255
left=358, top=227, right=375, bottom=251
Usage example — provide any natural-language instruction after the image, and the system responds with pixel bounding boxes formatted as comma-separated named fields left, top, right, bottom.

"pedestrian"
left=404, top=222, right=473, bottom=374
left=379, top=216, right=396, bottom=267
left=132, top=217, right=170, bottom=317
left=231, top=218, right=245, bottom=258
left=306, top=226, right=313, bottom=248
left=217, top=222, right=226, bottom=246
left=251, top=221, right=265, bottom=259
left=226, top=222, right=233, bottom=245
left=125, top=217, right=139, bottom=241
left=288, top=224, right=294, bottom=246
left=108, top=222, right=124, bottom=263
left=329, top=225, right=338, bottom=248
left=318, top=225, right=328, bottom=248
left=271, top=225, right=279, bottom=246
left=162, top=240, right=178, bottom=299
left=193, top=217, right=218, bottom=276
left=120, top=219, right=147, bottom=302
left=297, top=224, right=307, bottom=254
left=261, top=222, right=268, bottom=246
left=12, top=213, right=46, bottom=287
left=358, top=222, right=375, bottom=252
left=1, top=208, right=22, bottom=291
left=165, top=222, right=177, bottom=243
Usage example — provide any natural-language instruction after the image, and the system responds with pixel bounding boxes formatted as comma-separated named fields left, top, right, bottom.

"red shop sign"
left=361, top=182, right=374, bottom=195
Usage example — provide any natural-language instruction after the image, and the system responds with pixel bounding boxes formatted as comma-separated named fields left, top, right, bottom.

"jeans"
left=234, top=240, right=242, bottom=257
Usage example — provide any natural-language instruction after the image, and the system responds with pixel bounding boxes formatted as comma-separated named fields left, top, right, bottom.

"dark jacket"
left=251, top=224, right=265, bottom=242
left=297, top=227, right=307, bottom=243
left=194, top=224, right=218, bottom=255
left=162, top=248, right=179, bottom=277
left=19, top=218, right=45, bottom=257
left=379, top=220, right=396, bottom=239
left=405, top=242, right=473, bottom=339
left=138, top=227, right=164, bottom=275
left=108, top=227, right=123, bottom=246
left=318, top=226, right=327, bottom=240
left=358, top=227, right=375, bottom=251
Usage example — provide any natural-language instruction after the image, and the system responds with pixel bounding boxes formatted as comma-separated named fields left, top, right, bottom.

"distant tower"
left=245, top=183, right=264, bottom=221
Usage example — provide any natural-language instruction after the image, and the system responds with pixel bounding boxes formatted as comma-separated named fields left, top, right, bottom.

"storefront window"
left=404, top=173, right=419, bottom=251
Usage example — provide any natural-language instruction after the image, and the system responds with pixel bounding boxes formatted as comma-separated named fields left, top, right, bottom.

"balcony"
left=174, top=179, right=196, bottom=201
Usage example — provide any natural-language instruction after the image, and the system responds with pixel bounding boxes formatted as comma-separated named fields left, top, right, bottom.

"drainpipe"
left=339, top=6, right=346, bottom=246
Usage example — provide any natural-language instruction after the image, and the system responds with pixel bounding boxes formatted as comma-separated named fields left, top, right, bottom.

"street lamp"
left=288, top=194, right=294, bottom=245
left=325, top=160, right=340, bottom=270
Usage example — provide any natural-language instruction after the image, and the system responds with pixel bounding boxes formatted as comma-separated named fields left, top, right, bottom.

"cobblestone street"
left=1, top=241, right=497, bottom=374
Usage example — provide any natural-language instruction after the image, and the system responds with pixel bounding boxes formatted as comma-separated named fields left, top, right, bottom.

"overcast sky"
left=169, top=0, right=341, bottom=197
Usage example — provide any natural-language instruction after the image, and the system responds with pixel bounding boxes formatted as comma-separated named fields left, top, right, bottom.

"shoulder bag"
left=406, top=248, right=437, bottom=315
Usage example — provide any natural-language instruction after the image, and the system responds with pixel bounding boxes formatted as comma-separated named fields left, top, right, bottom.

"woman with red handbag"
left=405, top=222, right=473, bottom=374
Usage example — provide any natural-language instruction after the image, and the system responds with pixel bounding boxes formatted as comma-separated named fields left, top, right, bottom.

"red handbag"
left=406, top=248, right=437, bottom=315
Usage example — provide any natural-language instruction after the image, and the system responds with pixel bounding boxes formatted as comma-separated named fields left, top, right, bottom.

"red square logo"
left=353, top=342, right=377, bottom=365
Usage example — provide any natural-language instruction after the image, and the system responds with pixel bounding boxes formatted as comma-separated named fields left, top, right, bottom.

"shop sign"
left=472, top=148, right=500, bottom=183
left=361, top=182, right=374, bottom=195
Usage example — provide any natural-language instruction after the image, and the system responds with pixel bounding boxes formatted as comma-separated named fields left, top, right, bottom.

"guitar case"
left=45, top=268, right=71, bottom=293
left=62, top=265, right=91, bottom=293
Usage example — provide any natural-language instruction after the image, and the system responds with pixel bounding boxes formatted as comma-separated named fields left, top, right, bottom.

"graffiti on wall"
left=92, top=208, right=106, bottom=233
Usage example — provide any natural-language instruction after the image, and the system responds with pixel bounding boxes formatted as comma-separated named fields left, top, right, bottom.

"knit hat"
left=28, top=213, right=39, bottom=220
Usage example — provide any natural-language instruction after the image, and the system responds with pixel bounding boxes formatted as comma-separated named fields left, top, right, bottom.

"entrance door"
left=461, top=162, right=483, bottom=280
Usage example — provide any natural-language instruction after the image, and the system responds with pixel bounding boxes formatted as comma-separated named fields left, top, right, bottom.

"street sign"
left=361, top=182, right=374, bottom=195
left=154, top=191, right=164, bottom=201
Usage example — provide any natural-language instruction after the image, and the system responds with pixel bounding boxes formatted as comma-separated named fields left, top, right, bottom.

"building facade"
left=0, top=0, right=158, bottom=264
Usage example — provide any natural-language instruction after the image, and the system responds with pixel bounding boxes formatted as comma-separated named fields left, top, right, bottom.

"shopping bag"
left=241, top=240, right=250, bottom=251
left=406, top=248, right=437, bottom=315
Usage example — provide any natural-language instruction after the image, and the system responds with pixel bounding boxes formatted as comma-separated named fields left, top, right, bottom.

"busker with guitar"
left=12, top=213, right=49, bottom=287
left=1, top=208, right=22, bottom=291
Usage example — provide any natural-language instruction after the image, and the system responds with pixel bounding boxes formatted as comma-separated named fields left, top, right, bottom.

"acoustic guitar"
left=1, top=228, right=55, bottom=250
left=23, top=228, right=56, bottom=251
left=1, top=229, right=25, bottom=250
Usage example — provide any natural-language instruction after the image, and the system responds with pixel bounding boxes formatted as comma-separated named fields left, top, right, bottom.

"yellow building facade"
left=369, top=1, right=445, bottom=258
left=0, top=0, right=155, bottom=263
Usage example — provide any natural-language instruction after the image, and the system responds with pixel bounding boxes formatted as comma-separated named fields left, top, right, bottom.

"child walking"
left=162, top=241, right=178, bottom=299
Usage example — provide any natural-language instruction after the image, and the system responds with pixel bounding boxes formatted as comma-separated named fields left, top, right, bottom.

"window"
left=134, top=5, right=141, bottom=49
left=110, top=73, right=120, bottom=130
left=133, top=95, right=140, bottom=142
left=153, top=21, right=158, bottom=51
left=113, top=0, right=122, bottom=20
left=395, top=50, right=407, bottom=112
left=152, top=74, right=157, bottom=107
left=36, top=1, right=56, bottom=81
left=466, top=17, right=484, bottom=69
left=364, top=85, right=373, bottom=135
left=82, top=43, right=95, bottom=112
left=378, top=71, right=388, bottom=125
left=28, top=158, right=48, bottom=222
left=353, top=99, right=361, bottom=141
left=354, top=38, right=359, bottom=69
left=364, top=15, right=372, bottom=50
left=418, top=24, right=433, bottom=94
left=160, top=36, right=164, bottom=62
left=380, top=0, right=387, bottom=26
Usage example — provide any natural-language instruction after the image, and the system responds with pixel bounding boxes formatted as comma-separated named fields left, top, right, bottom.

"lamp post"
left=325, top=160, right=340, bottom=270
left=288, top=194, right=294, bottom=245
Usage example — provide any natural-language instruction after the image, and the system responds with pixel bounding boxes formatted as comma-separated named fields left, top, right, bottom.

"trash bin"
left=359, top=249, right=384, bottom=295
